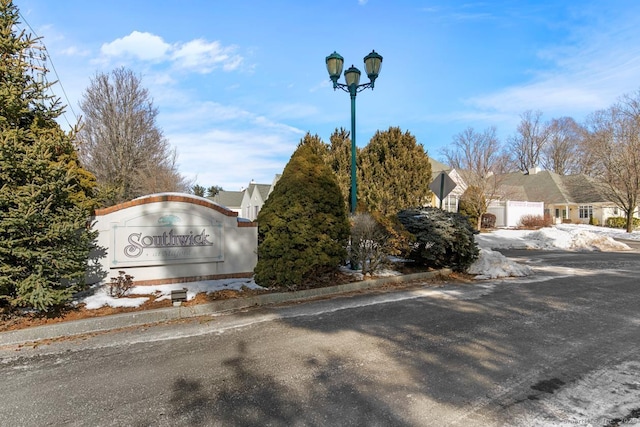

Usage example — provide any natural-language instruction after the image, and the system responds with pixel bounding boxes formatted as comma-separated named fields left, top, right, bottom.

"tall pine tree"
left=327, top=127, right=352, bottom=211
left=254, top=134, right=350, bottom=289
left=0, top=0, right=97, bottom=312
left=359, top=127, right=433, bottom=216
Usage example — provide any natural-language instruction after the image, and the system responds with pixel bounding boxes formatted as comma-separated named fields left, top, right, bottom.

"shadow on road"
left=168, top=250, right=640, bottom=425
left=169, top=340, right=412, bottom=426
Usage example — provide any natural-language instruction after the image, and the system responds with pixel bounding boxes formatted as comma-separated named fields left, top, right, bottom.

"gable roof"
left=497, top=170, right=610, bottom=204
left=562, top=174, right=611, bottom=204
left=429, top=158, right=451, bottom=173
left=246, top=183, right=271, bottom=201
left=210, top=190, right=244, bottom=209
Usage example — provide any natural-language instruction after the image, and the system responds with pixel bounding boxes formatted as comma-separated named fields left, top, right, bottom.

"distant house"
left=426, top=161, right=636, bottom=227
left=210, top=190, right=244, bottom=216
left=429, top=158, right=466, bottom=212
left=240, top=180, right=272, bottom=221
left=210, top=175, right=281, bottom=221
left=495, top=168, right=637, bottom=225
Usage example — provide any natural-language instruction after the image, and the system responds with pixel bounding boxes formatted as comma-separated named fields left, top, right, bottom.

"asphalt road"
left=1, top=248, right=639, bottom=426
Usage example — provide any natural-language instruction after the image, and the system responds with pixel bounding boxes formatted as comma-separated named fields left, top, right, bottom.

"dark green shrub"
left=397, top=207, right=479, bottom=272
left=254, top=138, right=350, bottom=290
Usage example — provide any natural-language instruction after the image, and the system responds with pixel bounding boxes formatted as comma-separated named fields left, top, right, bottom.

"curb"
left=0, top=269, right=451, bottom=346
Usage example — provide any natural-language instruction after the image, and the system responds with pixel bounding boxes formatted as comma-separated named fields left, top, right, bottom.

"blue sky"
left=14, top=0, right=640, bottom=191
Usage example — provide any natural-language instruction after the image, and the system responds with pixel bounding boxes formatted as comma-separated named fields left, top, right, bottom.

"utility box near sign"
left=88, top=193, right=257, bottom=286
left=171, top=289, right=188, bottom=304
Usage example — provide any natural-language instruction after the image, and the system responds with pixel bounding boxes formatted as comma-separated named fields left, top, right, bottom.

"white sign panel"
left=110, top=212, right=223, bottom=267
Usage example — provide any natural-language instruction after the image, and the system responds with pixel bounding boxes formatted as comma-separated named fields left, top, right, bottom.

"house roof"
left=247, top=183, right=271, bottom=201
left=210, top=190, right=244, bottom=209
left=429, top=158, right=451, bottom=173
left=498, top=170, right=610, bottom=205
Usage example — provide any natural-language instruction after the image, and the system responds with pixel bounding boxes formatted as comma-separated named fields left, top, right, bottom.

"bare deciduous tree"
left=442, top=126, right=506, bottom=229
left=541, top=116, right=584, bottom=175
left=585, top=91, right=640, bottom=233
left=508, top=110, right=550, bottom=173
left=77, top=67, right=189, bottom=206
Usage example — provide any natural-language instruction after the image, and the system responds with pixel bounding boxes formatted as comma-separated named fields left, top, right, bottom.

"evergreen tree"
left=326, top=127, right=352, bottom=211
left=206, top=185, right=223, bottom=197
left=359, top=127, right=433, bottom=215
left=0, top=0, right=96, bottom=312
left=254, top=134, right=350, bottom=289
left=191, top=184, right=206, bottom=197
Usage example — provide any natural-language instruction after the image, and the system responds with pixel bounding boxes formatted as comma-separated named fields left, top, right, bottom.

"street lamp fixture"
left=325, top=50, right=382, bottom=214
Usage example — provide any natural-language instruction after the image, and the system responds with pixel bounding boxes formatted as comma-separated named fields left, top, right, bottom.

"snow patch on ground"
left=470, top=224, right=634, bottom=280
left=522, top=360, right=640, bottom=426
left=79, top=278, right=263, bottom=310
left=474, top=225, right=634, bottom=251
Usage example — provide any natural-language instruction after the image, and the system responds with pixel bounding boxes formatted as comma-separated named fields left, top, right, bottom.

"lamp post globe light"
left=326, top=50, right=383, bottom=214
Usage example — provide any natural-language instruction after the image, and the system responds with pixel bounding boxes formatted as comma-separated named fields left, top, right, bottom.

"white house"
left=495, top=168, right=639, bottom=225
left=210, top=175, right=281, bottom=222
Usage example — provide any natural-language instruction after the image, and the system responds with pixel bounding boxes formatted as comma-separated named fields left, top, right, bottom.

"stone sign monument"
left=89, top=193, right=257, bottom=286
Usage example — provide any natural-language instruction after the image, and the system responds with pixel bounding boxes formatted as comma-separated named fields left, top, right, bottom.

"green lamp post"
left=326, top=50, right=383, bottom=214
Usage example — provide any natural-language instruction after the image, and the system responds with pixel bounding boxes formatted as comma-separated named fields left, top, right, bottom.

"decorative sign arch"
left=90, top=193, right=257, bottom=286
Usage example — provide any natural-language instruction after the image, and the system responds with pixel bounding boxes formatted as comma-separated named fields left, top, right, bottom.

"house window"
left=579, top=205, right=593, bottom=219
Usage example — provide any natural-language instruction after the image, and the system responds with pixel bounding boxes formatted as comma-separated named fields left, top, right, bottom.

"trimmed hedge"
left=397, top=207, right=479, bottom=272
left=606, top=216, right=640, bottom=229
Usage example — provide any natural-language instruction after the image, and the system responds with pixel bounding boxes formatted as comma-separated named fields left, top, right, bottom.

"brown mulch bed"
left=1, top=269, right=471, bottom=333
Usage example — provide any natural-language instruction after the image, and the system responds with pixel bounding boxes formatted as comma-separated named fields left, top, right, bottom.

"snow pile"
left=524, top=227, right=630, bottom=251
left=474, top=225, right=633, bottom=251
left=566, top=229, right=631, bottom=251
left=470, top=224, right=633, bottom=280
left=523, top=227, right=574, bottom=249
left=466, top=248, right=533, bottom=280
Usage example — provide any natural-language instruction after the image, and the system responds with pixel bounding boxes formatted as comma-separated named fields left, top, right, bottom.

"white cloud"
left=171, top=39, right=242, bottom=73
left=461, top=9, right=640, bottom=122
left=466, top=80, right=605, bottom=116
left=161, top=101, right=253, bottom=129
left=158, top=99, right=305, bottom=190
left=99, top=31, right=244, bottom=74
left=262, top=102, right=321, bottom=121
left=100, top=31, right=170, bottom=61
left=58, top=46, right=91, bottom=57
left=169, top=127, right=299, bottom=190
